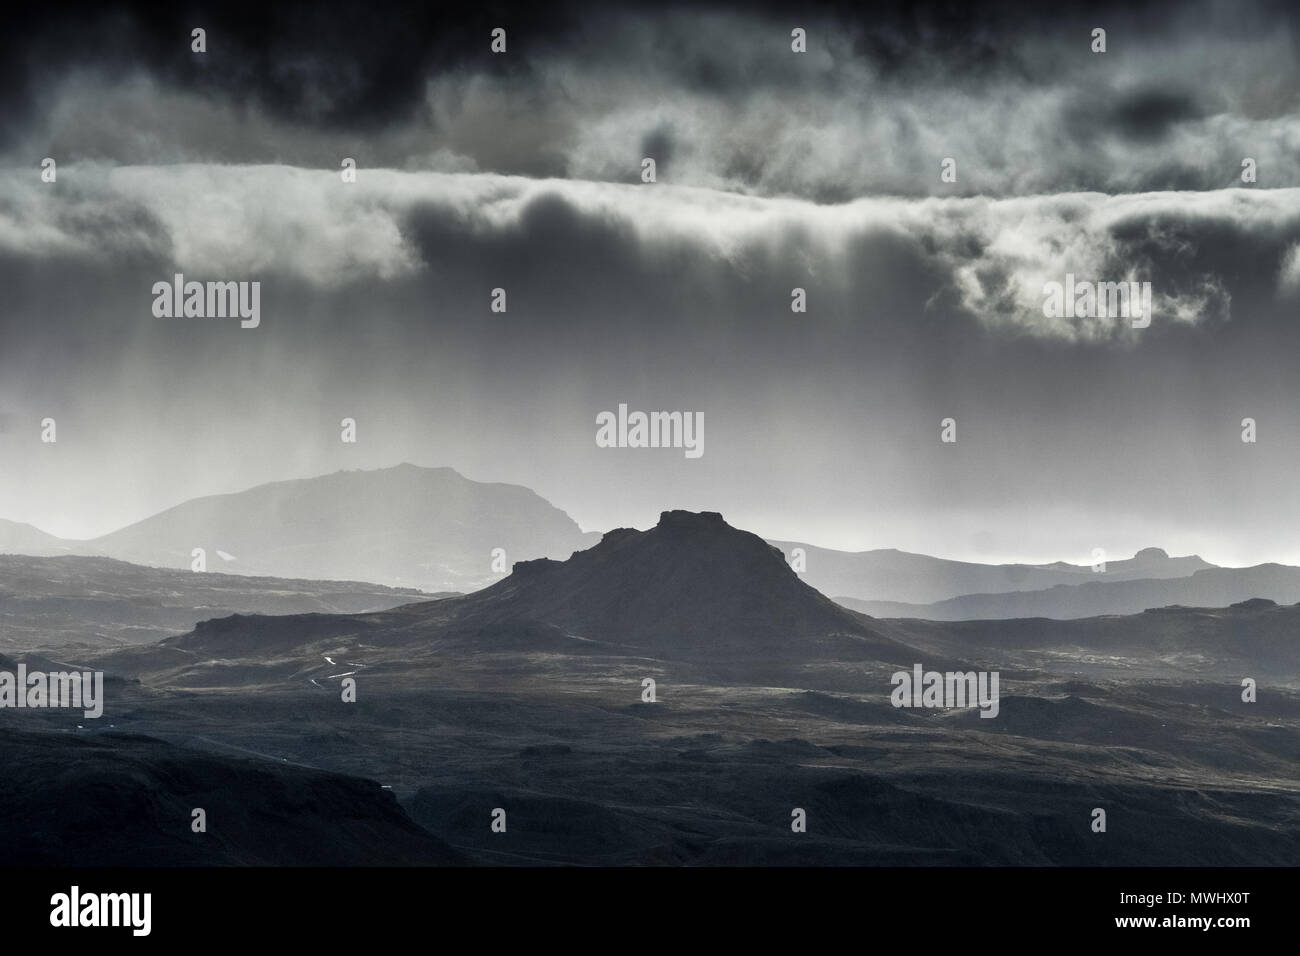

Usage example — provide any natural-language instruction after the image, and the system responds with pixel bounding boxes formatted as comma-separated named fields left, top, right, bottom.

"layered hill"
left=0, top=553, right=436, bottom=652
left=888, top=597, right=1300, bottom=683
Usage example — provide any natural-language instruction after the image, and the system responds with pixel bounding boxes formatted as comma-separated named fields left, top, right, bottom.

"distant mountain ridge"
left=767, top=540, right=1216, bottom=605
left=3, top=464, right=599, bottom=592
left=5, top=467, right=1291, bottom=620
left=837, top=562, right=1300, bottom=621
left=886, top=595, right=1300, bottom=683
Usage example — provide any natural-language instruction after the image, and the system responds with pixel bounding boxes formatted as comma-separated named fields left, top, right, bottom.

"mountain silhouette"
left=439, top=510, right=911, bottom=659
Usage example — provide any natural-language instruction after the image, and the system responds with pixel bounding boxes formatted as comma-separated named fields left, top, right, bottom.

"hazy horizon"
left=0, top=458, right=1271, bottom=570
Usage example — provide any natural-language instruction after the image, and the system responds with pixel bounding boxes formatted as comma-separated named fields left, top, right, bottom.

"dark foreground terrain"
left=2, top=513, right=1297, bottom=865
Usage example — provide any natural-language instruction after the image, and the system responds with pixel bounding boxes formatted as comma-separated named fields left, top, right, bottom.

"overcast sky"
left=2, top=0, right=1300, bottom=566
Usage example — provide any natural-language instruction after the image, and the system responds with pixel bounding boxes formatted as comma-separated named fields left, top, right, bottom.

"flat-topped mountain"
left=441, top=510, right=908, bottom=658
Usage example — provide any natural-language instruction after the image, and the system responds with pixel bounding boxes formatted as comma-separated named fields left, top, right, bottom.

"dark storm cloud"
left=1060, top=84, right=1211, bottom=150
left=1107, top=87, right=1207, bottom=142
left=2, top=1, right=567, bottom=139
left=7, top=0, right=1300, bottom=197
